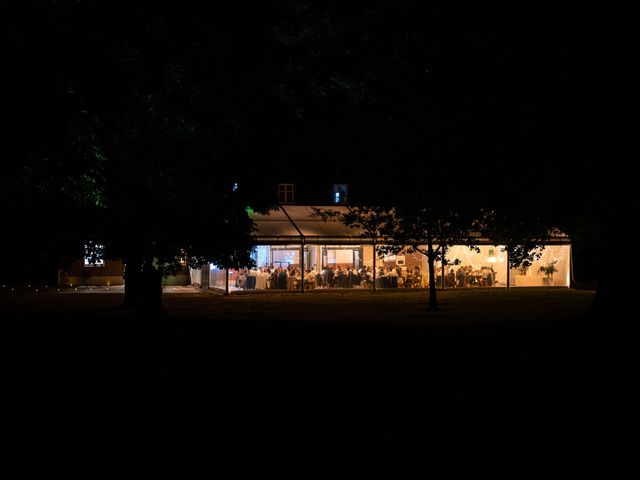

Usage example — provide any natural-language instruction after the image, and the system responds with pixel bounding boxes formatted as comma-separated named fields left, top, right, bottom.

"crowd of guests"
left=234, top=264, right=426, bottom=290
left=443, top=265, right=496, bottom=288
left=233, top=264, right=497, bottom=290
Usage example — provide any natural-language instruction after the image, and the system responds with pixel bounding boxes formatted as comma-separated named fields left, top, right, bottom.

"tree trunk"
left=372, top=241, right=377, bottom=292
left=427, top=239, right=438, bottom=311
left=124, top=257, right=164, bottom=315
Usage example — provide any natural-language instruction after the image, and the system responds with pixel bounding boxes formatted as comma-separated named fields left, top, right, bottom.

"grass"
left=2, top=286, right=613, bottom=429
left=165, top=287, right=594, bottom=324
left=0, top=286, right=595, bottom=324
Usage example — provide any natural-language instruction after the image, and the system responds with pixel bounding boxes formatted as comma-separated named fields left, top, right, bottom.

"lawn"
left=2, top=286, right=608, bottom=425
left=0, top=286, right=594, bottom=323
left=1, top=286, right=597, bottom=380
left=164, top=287, right=595, bottom=325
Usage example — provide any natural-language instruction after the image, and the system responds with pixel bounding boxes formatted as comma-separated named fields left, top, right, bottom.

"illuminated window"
left=278, top=184, right=295, bottom=204
left=332, top=184, right=348, bottom=204
left=84, top=243, right=104, bottom=267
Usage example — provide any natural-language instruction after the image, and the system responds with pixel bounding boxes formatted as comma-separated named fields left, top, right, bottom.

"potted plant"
left=537, top=260, right=558, bottom=285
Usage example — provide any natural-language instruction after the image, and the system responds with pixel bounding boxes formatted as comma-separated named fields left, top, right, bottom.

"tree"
left=313, top=206, right=393, bottom=291
left=316, top=204, right=478, bottom=311
left=75, top=2, right=282, bottom=312
left=387, top=206, right=479, bottom=311
left=477, top=207, right=553, bottom=274
left=1, top=1, right=276, bottom=312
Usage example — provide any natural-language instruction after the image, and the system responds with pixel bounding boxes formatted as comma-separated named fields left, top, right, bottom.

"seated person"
left=305, top=268, right=317, bottom=289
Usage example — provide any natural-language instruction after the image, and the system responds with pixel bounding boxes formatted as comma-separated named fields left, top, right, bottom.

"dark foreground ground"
left=1, top=287, right=628, bottom=453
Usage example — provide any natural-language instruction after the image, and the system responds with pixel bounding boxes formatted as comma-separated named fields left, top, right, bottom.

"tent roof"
left=250, top=206, right=364, bottom=245
left=249, top=206, right=571, bottom=246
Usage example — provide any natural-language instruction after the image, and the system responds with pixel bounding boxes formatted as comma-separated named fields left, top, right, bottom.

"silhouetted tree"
left=1, top=1, right=276, bottom=311
left=317, top=204, right=477, bottom=310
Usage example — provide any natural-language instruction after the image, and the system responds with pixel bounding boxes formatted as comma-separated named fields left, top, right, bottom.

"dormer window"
left=278, top=183, right=295, bottom=204
left=333, top=184, right=348, bottom=204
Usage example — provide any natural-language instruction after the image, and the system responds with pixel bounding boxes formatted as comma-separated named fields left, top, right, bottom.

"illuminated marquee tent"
left=198, top=206, right=572, bottom=292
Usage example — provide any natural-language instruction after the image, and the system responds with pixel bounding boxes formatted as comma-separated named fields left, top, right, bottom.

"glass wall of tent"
left=374, top=249, right=430, bottom=288
left=208, top=245, right=304, bottom=292
left=197, top=243, right=571, bottom=292
left=443, top=245, right=570, bottom=288
left=206, top=244, right=367, bottom=291
left=202, top=244, right=434, bottom=291
left=509, top=245, right=571, bottom=287
left=444, top=245, right=509, bottom=288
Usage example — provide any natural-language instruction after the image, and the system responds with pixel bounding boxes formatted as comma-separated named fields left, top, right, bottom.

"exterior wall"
left=62, top=260, right=191, bottom=287
left=61, top=259, right=125, bottom=286
left=189, top=267, right=202, bottom=287
left=162, top=264, right=190, bottom=286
